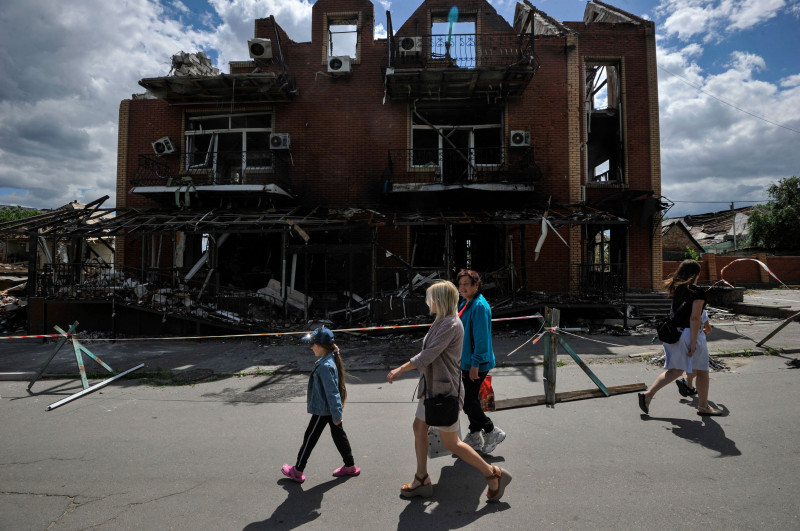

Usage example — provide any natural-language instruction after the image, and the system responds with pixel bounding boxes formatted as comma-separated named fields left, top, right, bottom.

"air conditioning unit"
left=152, top=136, right=176, bottom=156
left=248, top=38, right=273, bottom=59
left=399, top=36, right=422, bottom=55
left=509, top=130, right=531, bottom=147
left=269, top=133, right=291, bottom=150
left=327, top=55, right=351, bottom=74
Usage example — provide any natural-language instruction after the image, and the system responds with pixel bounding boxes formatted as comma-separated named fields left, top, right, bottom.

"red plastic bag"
left=479, top=375, right=495, bottom=412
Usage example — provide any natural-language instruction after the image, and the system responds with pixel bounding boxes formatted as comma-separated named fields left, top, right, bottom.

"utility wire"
left=658, top=65, right=800, bottom=135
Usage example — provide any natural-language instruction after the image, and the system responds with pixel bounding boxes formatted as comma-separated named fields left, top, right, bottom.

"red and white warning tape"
left=1, top=314, right=544, bottom=341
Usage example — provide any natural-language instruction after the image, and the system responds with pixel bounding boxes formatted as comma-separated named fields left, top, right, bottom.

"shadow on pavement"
left=641, top=404, right=741, bottom=457
left=244, top=477, right=352, bottom=530
left=396, top=457, right=510, bottom=530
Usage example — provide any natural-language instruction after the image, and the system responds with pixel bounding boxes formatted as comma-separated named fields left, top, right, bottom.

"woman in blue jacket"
left=456, top=269, right=506, bottom=454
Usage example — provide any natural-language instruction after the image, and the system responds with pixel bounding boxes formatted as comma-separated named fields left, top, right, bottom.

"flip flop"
left=697, top=406, right=723, bottom=416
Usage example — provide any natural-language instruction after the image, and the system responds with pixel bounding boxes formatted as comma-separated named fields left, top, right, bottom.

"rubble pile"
left=170, top=51, right=219, bottom=77
left=0, top=293, right=27, bottom=333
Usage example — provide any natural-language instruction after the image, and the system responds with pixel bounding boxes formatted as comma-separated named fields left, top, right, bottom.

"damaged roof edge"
left=584, top=1, right=645, bottom=25
left=514, top=1, right=576, bottom=36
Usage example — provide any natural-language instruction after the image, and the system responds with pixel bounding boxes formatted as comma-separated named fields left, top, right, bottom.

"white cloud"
left=727, top=51, right=766, bottom=72
left=780, top=73, right=800, bottom=88
left=656, top=43, right=800, bottom=215
left=658, top=0, right=788, bottom=41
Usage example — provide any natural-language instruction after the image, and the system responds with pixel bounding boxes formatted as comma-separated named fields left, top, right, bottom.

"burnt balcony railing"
left=132, top=151, right=291, bottom=190
left=385, top=147, right=542, bottom=185
left=391, top=33, right=534, bottom=69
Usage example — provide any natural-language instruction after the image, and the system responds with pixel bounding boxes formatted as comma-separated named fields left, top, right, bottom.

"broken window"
left=185, top=112, right=272, bottom=183
left=327, top=14, right=359, bottom=59
left=410, top=106, right=502, bottom=182
left=585, top=61, right=624, bottom=184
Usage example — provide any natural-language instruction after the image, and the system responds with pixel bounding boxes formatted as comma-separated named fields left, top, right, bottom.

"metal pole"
left=543, top=307, right=560, bottom=406
left=46, top=363, right=144, bottom=411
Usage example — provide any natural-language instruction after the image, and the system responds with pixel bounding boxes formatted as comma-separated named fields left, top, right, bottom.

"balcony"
left=383, top=147, right=542, bottom=194
left=131, top=151, right=293, bottom=205
left=385, top=33, right=538, bottom=101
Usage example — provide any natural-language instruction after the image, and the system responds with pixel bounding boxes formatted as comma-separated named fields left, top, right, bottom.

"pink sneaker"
left=281, top=464, right=305, bottom=483
left=332, top=465, right=361, bottom=477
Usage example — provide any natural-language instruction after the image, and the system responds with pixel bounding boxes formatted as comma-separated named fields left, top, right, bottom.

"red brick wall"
left=664, top=255, right=800, bottom=285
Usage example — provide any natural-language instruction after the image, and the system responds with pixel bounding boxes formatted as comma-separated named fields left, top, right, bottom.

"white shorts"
left=415, top=399, right=460, bottom=432
left=663, top=328, right=709, bottom=373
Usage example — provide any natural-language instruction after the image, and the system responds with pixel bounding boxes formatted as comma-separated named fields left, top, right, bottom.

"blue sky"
left=1, top=0, right=798, bottom=217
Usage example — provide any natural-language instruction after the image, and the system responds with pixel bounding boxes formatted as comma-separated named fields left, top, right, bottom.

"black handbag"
left=656, top=301, right=687, bottom=344
left=422, top=372, right=462, bottom=427
left=424, top=394, right=460, bottom=427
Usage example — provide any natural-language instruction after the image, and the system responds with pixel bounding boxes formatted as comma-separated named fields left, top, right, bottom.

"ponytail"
left=331, top=344, right=347, bottom=405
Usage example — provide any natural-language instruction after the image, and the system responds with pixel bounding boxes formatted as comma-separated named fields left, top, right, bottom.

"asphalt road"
left=1, top=354, right=799, bottom=530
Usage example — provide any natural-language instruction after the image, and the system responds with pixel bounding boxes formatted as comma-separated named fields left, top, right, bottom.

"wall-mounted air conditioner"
left=327, top=56, right=351, bottom=74
left=270, top=133, right=291, bottom=149
left=509, top=130, right=530, bottom=147
left=248, top=38, right=273, bottom=59
left=399, top=36, right=422, bottom=55
left=152, top=136, right=176, bottom=156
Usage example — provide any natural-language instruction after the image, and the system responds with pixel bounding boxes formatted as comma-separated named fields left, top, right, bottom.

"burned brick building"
left=5, top=0, right=666, bottom=333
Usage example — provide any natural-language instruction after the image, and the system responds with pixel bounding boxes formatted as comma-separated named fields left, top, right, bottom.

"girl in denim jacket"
left=281, top=326, right=360, bottom=483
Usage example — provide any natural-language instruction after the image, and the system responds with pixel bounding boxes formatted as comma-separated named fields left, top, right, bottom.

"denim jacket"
left=307, top=353, right=343, bottom=423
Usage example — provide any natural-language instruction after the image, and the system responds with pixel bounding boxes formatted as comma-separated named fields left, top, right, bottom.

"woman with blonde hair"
left=387, top=280, right=512, bottom=502
left=638, top=260, right=722, bottom=416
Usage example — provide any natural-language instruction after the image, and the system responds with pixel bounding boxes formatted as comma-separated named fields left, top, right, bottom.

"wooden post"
left=542, top=307, right=560, bottom=406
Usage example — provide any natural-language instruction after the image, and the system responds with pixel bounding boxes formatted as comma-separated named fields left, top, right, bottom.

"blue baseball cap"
left=303, top=326, right=335, bottom=345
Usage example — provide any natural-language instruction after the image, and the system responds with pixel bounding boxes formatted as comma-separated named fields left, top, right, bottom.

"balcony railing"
left=391, top=33, right=534, bottom=69
left=385, top=147, right=542, bottom=185
left=132, top=151, right=291, bottom=190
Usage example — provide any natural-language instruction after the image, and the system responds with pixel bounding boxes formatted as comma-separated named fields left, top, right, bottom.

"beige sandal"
left=485, top=465, right=512, bottom=502
left=401, top=473, right=433, bottom=498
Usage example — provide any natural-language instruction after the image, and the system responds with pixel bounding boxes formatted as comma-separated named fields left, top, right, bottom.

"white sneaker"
left=482, top=427, right=506, bottom=454
left=463, top=431, right=484, bottom=452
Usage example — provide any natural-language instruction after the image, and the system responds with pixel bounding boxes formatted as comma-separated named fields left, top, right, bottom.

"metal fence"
left=391, top=33, right=534, bottom=69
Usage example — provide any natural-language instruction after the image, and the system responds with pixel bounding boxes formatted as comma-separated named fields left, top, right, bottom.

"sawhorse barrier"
left=495, top=308, right=646, bottom=410
left=27, top=321, right=143, bottom=410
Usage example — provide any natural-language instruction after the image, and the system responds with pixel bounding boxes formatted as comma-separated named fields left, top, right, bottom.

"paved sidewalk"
left=1, top=290, right=798, bottom=382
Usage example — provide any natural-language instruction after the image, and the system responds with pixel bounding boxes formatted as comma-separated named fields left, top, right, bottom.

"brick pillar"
left=756, top=253, right=770, bottom=283
left=565, top=32, right=582, bottom=294
left=645, top=20, right=663, bottom=292
left=704, top=253, right=717, bottom=282
left=115, top=100, right=131, bottom=270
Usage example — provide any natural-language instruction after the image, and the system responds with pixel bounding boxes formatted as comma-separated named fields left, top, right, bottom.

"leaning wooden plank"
left=46, top=363, right=144, bottom=411
left=494, top=383, right=646, bottom=411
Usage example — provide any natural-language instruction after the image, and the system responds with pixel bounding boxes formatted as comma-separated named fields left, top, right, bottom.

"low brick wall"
left=664, top=254, right=800, bottom=286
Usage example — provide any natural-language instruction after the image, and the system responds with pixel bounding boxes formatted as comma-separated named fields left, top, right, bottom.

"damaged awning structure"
left=0, top=196, right=629, bottom=332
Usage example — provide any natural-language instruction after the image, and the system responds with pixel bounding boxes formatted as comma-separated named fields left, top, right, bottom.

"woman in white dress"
left=638, top=260, right=722, bottom=416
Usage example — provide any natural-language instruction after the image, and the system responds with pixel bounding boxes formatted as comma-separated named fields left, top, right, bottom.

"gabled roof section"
left=514, top=1, right=574, bottom=36
left=662, top=219, right=704, bottom=251
left=583, top=1, right=644, bottom=25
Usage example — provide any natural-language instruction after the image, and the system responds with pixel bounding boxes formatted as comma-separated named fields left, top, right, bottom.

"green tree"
left=682, top=246, right=700, bottom=261
left=747, top=176, right=800, bottom=251
left=0, top=206, right=42, bottom=223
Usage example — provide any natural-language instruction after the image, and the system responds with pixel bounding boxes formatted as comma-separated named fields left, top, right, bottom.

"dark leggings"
left=461, top=370, right=494, bottom=434
left=295, top=414, right=354, bottom=471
